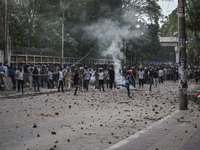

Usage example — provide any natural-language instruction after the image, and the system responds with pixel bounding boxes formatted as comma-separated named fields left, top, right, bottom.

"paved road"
left=106, top=109, right=200, bottom=150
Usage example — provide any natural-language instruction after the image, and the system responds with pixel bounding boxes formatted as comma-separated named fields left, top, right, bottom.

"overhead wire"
left=69, top=19, right=113, bottom=67
left=35, top=0, right=75, bottom=17
left=69, top=0, right=133, bottom=65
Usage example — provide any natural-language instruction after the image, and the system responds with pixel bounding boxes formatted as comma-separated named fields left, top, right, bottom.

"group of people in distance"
left=0, top=62, right=200, bottom=98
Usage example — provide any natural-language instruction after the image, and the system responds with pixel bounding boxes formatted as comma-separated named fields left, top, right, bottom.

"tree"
left=160, top=9, right=178, bottom=37
left=185, top=0, right=200, bottom=65
left=9, top=0, right=38, bottom=47
left=8, top=0, right=163, bottom=63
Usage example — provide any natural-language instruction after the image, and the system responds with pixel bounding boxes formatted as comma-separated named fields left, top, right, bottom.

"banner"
left=178, top=0, right=185, bottom=17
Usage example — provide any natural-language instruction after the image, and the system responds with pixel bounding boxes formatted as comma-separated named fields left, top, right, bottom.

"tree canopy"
left=160, top=0, right=200, bottom=65
left=8, top=0, right=163, bottom=63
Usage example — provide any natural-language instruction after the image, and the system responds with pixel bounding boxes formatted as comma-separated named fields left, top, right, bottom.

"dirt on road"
left=0, top=81, right=199, bottom=150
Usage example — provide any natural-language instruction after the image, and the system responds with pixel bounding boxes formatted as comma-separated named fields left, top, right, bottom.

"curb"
left=105, top=110, right=180, bottom=150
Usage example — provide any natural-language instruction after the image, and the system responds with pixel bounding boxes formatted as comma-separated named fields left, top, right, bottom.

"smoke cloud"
left=83, top=13, right=145, bottom=84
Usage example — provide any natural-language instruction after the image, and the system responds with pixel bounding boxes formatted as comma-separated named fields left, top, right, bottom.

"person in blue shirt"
left=0, top=62, right=3, bottom=74
left=8, top=63, right=15, bottom=89
left=121, top=70, right=133, bottom=98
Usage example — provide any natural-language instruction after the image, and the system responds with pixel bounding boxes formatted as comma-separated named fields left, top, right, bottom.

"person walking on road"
left=124, top=70, right=133, bottom=97
left=33, top=66, right=40, bottom=92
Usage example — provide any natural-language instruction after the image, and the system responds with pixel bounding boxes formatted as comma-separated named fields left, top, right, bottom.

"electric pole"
left=62, top=9, right=64, bottom=68
left=178, top=0, right=187, bottom=110
left=4, top=0, right=9, bottom=65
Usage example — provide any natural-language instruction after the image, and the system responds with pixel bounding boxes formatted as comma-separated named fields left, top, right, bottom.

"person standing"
left=3, top=63, right=8, bottom=77
left=131, top=67, right=137, bottom=89
left=98, top=68, right=105, bottom=92
left=8, top=63, right=15, bottom=89
left=148, top=69, right=153, bottom=91
left=33, top=66, right=40, bottom=92
left=74, top=69, right=80, bottom=95
left=153, top=69, right=158, bottom=87
left=158, top=67, right=164, bottom=84
left=109, top=65, right=115, bottom=89
left=105, top=68, right=110, bottom=88
left=28, top=67, right=33, bottom=89
left=58, top=68, right=64, bottom=92
left=138, top=68, right=145, bottom=88
left=17, top=67, right=24, bottom=93
left=125, top=70, right=134, bottom=97
left=64, top=68, right=72, bottom=91
left=48, top=68, right=54, bottom=89
left=83, top=66, right=91, bottom=91
left=0, top=62, right=3, bottom=75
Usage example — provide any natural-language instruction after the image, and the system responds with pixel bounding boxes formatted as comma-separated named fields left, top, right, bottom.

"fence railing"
left=11, top=54, right=115, bottom=65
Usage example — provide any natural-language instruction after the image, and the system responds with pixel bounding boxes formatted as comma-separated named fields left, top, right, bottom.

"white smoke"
left=83, top=14, right=145, bottom=85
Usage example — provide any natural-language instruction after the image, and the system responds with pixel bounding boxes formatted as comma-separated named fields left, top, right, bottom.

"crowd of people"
left=0, top=62, right=200, bottom=97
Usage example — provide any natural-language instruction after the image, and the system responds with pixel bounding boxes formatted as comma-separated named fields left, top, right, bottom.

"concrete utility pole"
left=124, top=38, right=126, bottom=65
left=178, top=0, right=187, bottom=110
left=62, top=9, right=64, bottom=68
left=4, top=0, right=9, bottom=65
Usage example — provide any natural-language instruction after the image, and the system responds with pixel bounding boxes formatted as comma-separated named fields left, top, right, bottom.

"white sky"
left=158, top=0, right=178, bottom=26
left=158, top=0, right=178, bottom=16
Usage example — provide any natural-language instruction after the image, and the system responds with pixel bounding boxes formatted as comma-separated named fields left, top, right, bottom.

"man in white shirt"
left=158, top=68, right=164, bottom=84
left=17, top=67, right=24, bottom=93
left=58, top=68, right=64, bottom=92
left=3, top=63, right=8, bottom=77
left=83, top=66, right=91, bottom=91
left=138, top=68, right=145, bottom=88
left=48, top=69, right=54, bottom=89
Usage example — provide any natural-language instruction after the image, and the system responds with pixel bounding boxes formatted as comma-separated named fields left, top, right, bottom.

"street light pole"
left=178, top=0, right=187, bottom=110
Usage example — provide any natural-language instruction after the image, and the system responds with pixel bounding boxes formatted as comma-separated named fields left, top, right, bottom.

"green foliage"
left=8, top=0, right=162, bottom=62
left=160, top=0, right=200, bottom=65
left=185, top=0, right=200, bottom=65
left=160, top=9, right=178, bottom=37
